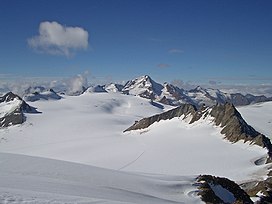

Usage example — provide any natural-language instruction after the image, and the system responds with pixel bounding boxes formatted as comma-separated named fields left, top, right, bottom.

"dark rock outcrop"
left=210, top=103, right=272, bottom=157
left=124, top=103, right=197, bottom=132
left=240, top=177, right=272, bottom=202
left=0, top=92, right=38, bottom=128
left=197, top=175, right=253, bottom=204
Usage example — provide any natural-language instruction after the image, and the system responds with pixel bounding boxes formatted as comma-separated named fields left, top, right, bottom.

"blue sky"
left=0, top=0, right=272, bottom=85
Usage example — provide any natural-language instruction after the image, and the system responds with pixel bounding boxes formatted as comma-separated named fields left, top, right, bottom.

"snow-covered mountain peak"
left=122, top=75, right=163, bottom=99
left=104, top=83, right=123, bottom=93
left=0, top=92, right=22, bottom=118
left=0, top=92, right=22, bottom=103
left=190, top=86, right=208, bottom=93
left=0, top=92, right=38, bottom=128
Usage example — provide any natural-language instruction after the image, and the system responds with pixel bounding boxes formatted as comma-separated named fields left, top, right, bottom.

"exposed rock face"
left=124, top=103, right=197, bottom=132
left=124, top=102, right=272, bottom=158
left=241, top=176, right=272, bottom=202
left=210, top=103, right=272, bottom=157
left=0, top=92, right=38, bottom=128
left=197, top=175, right=253, bottom=204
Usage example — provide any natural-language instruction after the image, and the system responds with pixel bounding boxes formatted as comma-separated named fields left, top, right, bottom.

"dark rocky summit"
left=0, top=92, right=38, bottom=128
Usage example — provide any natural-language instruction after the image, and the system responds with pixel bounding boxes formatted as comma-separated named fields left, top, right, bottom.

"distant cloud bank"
left=27, top=21, right=89, bottom=57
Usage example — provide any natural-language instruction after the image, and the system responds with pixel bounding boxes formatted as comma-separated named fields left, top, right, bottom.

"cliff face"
left=124, top=102, right=272, bottom=158
left=209, top=103, right=272, bottom=157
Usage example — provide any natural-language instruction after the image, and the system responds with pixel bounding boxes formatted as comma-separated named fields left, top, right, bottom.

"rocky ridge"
left=124, top=102, right=272, bottom=157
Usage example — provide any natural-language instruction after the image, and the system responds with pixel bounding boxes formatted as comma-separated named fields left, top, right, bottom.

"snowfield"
left=238, top=101, right=272, bottom=138
left=0, top=92, right=271, bottom=203
left=0, top=153, right=201, bottom=204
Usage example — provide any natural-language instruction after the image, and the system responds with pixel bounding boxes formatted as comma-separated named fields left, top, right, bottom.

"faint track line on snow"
left=118, top=151, right=145, bottom=171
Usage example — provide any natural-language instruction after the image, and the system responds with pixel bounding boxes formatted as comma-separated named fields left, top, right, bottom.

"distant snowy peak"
left=122, top=75, right=163, bottom=100
left=230, top=93, right=272, bottom=106
left=23, top=89, right=62, bottom=102
left=0, top=92, right=38, bottom=128
left=104, top=83, right=124, bottom=93
left=188, top=86, right=231, bottom=107
left=159, top=83, right=194, bottom=105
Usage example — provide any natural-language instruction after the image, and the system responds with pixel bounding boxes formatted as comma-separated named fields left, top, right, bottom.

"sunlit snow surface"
left=238, top=101, right=272, bottom=138
left=0, top=93, right=270, bottom=203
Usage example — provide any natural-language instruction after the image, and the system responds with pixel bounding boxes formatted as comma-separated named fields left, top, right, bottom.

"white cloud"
left=60, top=72, right=90, bottom=95
left=28, top=21, right=89, bottom=57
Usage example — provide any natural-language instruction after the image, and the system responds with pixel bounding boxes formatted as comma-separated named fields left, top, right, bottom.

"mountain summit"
left=122, top=75, right=163, bottom=100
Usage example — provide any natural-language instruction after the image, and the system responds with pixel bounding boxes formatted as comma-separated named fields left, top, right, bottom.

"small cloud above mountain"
left=27, top=21, right=89, bottom=57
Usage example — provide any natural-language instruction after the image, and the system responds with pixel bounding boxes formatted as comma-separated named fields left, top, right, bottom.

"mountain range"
left=16, top=75, right=272, bottom=107
left=119, top=75, right=272, bottom=107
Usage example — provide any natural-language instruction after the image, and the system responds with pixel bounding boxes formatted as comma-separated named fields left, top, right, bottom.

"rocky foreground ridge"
left=0, top=92, right=38, bottom=128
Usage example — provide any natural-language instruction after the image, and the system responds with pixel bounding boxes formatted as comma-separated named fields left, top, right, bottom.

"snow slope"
left=0, top=152, right=201, bottom=204
left=0, top=93, right=268, bottom=184
left=0, top=93, right=166, bottom=169
left=238, top=102, right=272, bottom=138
